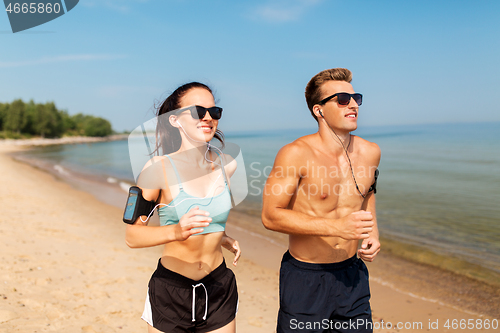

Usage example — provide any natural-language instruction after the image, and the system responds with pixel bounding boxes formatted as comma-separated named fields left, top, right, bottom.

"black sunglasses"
left=176, top=105, right=223, bottom=120
left=318, top=93, right=362, bottom=106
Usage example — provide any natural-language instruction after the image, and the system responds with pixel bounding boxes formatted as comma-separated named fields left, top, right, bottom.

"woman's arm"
left=125, top=205, right=212, bottom=248
left=125, top=157, right=211, bottom=248
left=221, top=232, right=241, bottom=266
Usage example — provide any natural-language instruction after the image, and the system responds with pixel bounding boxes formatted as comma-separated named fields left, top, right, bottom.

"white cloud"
left=0, top=54, right=127, bottom=68
left=254, top=0, right=322, bottom=23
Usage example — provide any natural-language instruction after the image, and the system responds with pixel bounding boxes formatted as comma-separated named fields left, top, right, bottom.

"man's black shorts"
left=277, top=251, right=372, bottom=333
left=142, top=258, right=238, bottom=333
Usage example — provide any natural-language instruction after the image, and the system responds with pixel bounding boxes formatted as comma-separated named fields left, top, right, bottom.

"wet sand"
left=0, top=143, right=498, bottom=332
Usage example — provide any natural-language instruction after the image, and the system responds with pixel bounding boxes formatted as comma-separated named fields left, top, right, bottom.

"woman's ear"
left=169, top=115, right=179, bottom=128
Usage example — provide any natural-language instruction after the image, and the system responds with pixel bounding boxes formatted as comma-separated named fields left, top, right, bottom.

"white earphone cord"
left=176, top=119, right=224, bottom=164
left=139, top=172, right=224, bottom=223
left=139, top=120, right=226, bottom=223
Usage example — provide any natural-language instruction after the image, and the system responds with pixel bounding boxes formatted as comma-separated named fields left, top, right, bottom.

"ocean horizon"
left=13, top=121, right=500, bottom=277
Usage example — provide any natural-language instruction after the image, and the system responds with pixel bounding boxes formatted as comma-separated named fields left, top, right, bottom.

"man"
left=262, top=68, right=380, bottom=333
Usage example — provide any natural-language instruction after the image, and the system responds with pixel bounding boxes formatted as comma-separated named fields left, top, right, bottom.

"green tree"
left=84, top=117, right=112, bottom=137
left=0, top=103, right=7, bottom=131
left=4, top=99, right=26, bottom=134
left=71, top=113, right=91, bottom=135
left=22, top=100, right=37, bottom=135
left=34, top=102, right=63, bottom=138
left=60, top=110, right=76, bottom=135
left=46, top=102, right=63, bottom=137
left=0, top=99, right=114, bottom=138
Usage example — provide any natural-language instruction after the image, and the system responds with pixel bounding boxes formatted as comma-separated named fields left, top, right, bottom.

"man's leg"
left=328, top=258, right=372, bottom=333
left=277, top=251, right=335, bottom=333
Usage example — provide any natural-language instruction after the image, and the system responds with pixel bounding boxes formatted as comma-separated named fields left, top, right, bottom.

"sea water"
left=15, top=122, right=500, bottom=273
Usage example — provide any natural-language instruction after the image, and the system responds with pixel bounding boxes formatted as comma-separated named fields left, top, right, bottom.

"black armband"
left=368, top=169, right=379, bottom=194
left=123, top=186, right=156, bottom=224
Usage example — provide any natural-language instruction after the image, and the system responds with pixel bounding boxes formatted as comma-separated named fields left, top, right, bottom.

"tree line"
left=0, top=99, right=113, bottom=138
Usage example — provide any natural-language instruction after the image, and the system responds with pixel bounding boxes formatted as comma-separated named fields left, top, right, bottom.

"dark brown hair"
left=305, top=68, right=352, bottom=122
left=153, top=82, right=225, bottom=155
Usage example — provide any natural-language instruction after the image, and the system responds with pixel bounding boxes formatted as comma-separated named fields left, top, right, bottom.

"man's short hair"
left=305, top=68, right=352, bottom=121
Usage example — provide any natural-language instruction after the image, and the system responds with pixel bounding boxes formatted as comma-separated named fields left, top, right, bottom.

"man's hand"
left=336, top=211, right=374, bottom=240
left=358, top=236, right=380, bottom=262
left=221, top=234, right=241, bottom=266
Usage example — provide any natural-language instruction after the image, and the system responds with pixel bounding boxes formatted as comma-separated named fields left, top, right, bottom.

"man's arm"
left=358, top=143, right=381, bottom=261
left=358, top=193, right=380, bottom=261
left=261, top=143, right=374, bottom=239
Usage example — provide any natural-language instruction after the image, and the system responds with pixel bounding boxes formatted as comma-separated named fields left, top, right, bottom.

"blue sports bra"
left=158, top=153, right=231, bottom=235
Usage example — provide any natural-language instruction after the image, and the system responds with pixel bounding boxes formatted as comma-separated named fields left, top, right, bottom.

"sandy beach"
left=1, top=143, right=498, bottom=333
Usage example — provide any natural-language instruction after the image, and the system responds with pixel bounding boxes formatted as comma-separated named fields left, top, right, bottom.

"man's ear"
left=169, top=115, right=179, bottom=127
left=313, top=105, right=323, bottom=118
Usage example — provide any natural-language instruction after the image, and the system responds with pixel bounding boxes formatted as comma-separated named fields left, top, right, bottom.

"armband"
left=123, top=186, right=156, bottom=224
left=368, top=169, right=379, bottom=194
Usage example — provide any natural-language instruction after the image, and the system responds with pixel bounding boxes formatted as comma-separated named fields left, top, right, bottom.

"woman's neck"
left=175, top=143, right=213, bottom=165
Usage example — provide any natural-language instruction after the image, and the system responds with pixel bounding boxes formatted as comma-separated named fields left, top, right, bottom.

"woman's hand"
left=221, top=233, right=241, bottom=266
left=174, top=207, right=211, bottom=241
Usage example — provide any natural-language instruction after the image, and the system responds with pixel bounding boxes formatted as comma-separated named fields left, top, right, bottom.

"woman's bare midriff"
left=160, top=231, right=225, bottom=281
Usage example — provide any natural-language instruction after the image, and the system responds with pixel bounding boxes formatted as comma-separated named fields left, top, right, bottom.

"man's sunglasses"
left=176, top=105, right=223, bottom=120
left=318, top=93, right=362, bottom=106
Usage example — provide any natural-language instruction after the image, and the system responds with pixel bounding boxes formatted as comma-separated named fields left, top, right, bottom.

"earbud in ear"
left=319, top=110, right=324, bottom=117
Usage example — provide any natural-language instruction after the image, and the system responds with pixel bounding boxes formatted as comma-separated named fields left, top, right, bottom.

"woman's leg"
left=147, top=323, right=163, bottom=333
left=207, top=318, right=236, bottom=333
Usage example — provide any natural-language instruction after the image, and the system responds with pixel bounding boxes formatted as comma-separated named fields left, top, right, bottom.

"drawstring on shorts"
left=191, top=283, right=208, bottom=322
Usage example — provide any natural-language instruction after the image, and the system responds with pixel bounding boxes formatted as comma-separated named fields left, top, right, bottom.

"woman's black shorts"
left=142, top=258, right=238, bottom=333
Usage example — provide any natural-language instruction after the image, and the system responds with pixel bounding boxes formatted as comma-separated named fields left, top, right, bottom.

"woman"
left=126, top=82, right=241, bottom=333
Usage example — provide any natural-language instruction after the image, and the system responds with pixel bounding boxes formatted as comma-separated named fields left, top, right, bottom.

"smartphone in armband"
left=123, top=186, right=156, bottom=224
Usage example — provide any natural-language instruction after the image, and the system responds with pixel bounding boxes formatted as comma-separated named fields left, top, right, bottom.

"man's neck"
left=318, top=121, right=351, bottom=153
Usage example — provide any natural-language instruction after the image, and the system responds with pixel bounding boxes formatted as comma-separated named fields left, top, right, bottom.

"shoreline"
left=7, top=132, right=500, bottom=281
left=1, top=144, right=498, bottom=331
left=0, top=134, right=128, bottom=147
left=6, top=143, right=500, bottom=316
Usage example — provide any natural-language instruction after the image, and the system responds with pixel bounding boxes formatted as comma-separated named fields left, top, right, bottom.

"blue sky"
left=1, top=0, right=499, bottom=132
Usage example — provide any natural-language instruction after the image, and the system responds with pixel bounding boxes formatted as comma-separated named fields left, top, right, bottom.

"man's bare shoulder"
left=269, top=135, right=316, bottom=179
left=276, top=134, right=316, bottom=161
left=354, top=136, right=381, bottom=163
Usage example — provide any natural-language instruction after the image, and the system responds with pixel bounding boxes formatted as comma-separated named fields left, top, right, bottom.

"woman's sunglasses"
left=318, top=93, right=362, bottom=106
left=176, top=105, right=223, bottom=120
